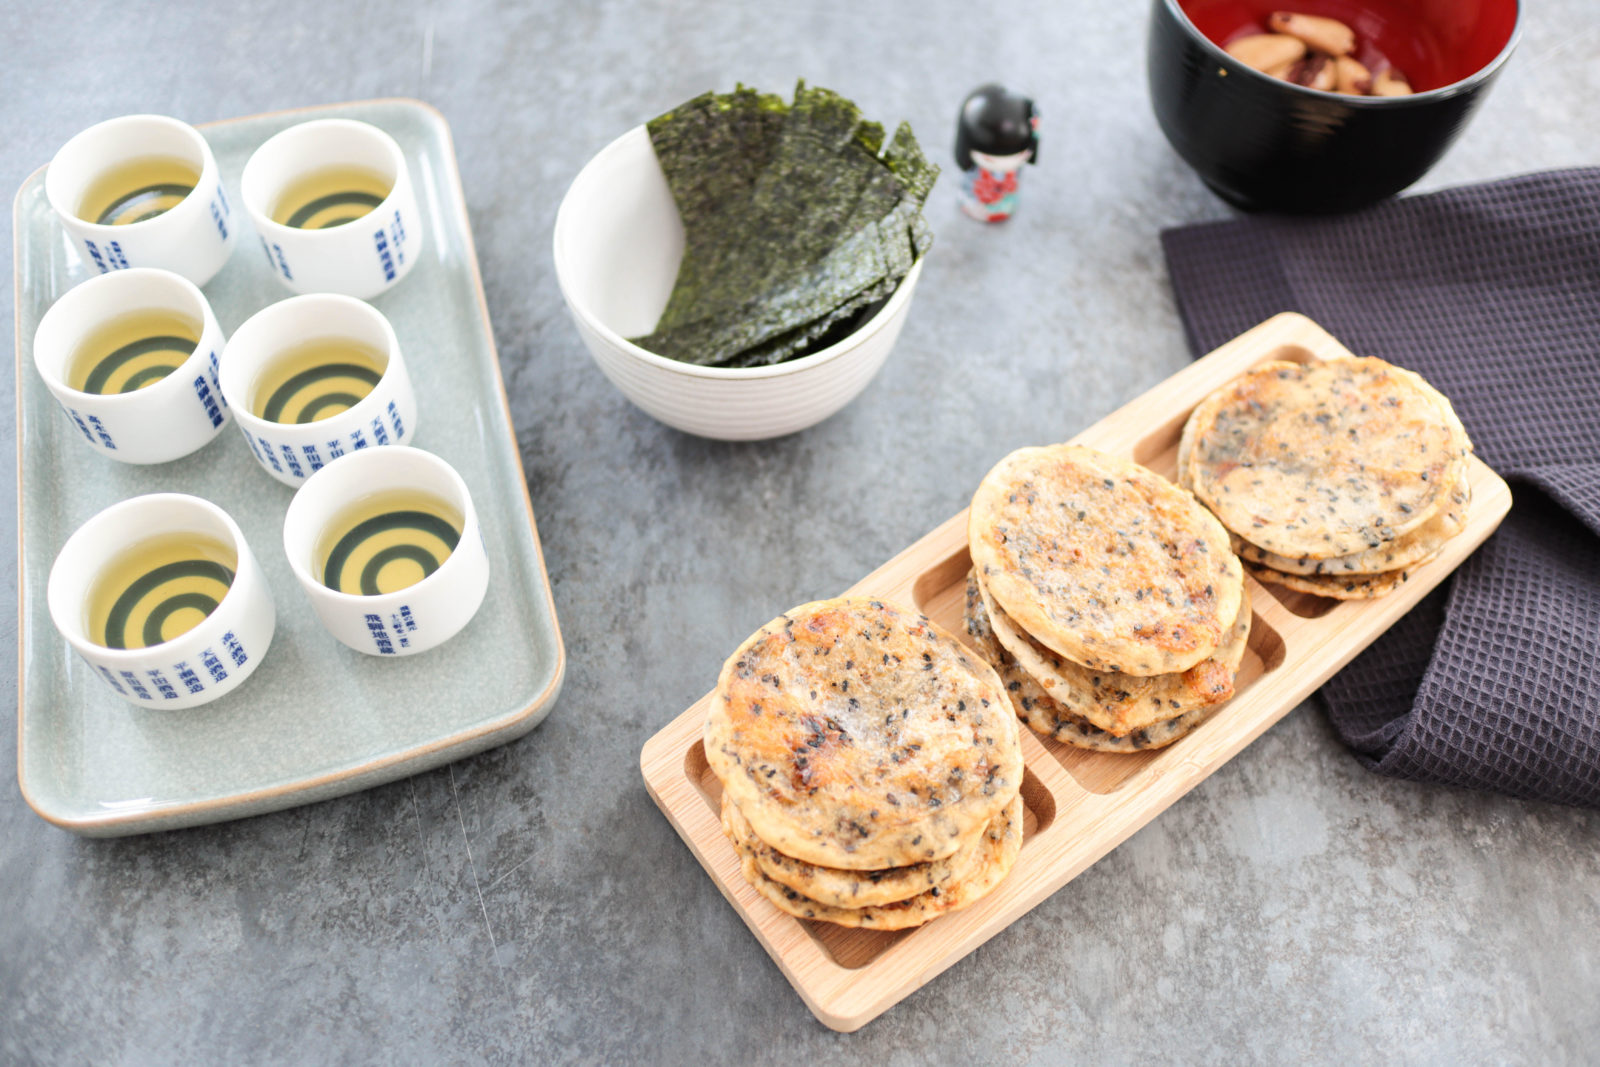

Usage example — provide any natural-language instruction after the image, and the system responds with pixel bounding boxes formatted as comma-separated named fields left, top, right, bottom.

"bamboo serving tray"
left=640, top=312, right=1511, bottom=1032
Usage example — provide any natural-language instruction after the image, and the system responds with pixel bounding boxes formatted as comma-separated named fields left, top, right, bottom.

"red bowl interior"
left=1179, top=0, right=1517, bottom=92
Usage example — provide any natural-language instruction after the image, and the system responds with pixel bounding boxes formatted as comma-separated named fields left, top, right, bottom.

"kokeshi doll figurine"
left=955, top=84, right=1040, bottom=222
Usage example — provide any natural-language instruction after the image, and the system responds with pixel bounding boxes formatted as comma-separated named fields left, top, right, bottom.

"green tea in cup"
left=85, top=530, right=237, bottom=650
left=282, top=447, right=485, bottom=656
left=50, top=493, right=275, bottom=707
left=76, top=155, right=201, bottom=226
left=67, top=307, right=200, bottom=395
left=241, top=119, right=421, bottom=298
left=47, top=115, right=236, bottom=285
left=220, top=293, right=417, bottom=485
left=249, top=336, right=386, bottom=424
left=271, top=165, right=392, bottom=230
left=315, top=489, right=463, bottom=596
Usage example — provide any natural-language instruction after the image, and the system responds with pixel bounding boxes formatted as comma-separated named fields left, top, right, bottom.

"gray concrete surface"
left=4, top=1, right=1599, bottom=1063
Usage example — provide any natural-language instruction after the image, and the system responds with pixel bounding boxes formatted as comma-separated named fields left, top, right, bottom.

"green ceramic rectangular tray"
left=13, top=99, right=566, bottom=837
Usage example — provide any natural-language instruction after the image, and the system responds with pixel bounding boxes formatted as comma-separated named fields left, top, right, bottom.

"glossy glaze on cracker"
left=705, top=598, right=1023, bottom=870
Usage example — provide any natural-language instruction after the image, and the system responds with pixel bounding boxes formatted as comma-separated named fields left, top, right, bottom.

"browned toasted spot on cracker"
left=705, top=597, right=1022, bottom=870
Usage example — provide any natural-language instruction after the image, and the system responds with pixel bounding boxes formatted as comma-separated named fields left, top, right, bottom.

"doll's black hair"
left=954, top=84, right=1039, bottom=170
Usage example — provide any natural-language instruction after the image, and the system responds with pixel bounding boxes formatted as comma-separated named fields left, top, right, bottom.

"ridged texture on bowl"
left=565, top=265, right=918, bottom=441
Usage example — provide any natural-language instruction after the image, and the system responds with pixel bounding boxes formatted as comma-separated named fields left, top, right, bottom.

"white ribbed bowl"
left=552, top=125, right=924, bottom=441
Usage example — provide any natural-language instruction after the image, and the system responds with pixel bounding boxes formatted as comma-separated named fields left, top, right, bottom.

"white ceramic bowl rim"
left=553, top=124, right=926, bottom=382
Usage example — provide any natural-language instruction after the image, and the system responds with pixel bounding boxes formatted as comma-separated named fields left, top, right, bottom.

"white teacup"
left=240, top=119, right=424, bottom=299
left=32, top=268, right=230, bottom=464
left=47, top=494, right=276, bottom=710
left=218, top=293, right=418, bottom=487
left=45, top=114, right=237, bottom=287
left=282, top=446, right=489, bottom=657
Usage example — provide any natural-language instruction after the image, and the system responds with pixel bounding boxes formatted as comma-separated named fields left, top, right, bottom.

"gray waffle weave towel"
left=1161, top=168, right=1600, bottom=808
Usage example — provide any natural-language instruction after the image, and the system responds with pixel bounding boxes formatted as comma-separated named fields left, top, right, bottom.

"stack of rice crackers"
left=967, top=445, right=1252, bottom=752
left=705, top=598, right=1026, bottom=929
left=1178, top=357, right=1473, bottom=600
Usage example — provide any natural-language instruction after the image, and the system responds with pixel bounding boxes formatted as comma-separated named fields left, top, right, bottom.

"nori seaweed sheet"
left=632, top=82, right=937, bottom=368
left=643, top=87, right=787, bottom=330
left=655, top=190, right=926, bottom=368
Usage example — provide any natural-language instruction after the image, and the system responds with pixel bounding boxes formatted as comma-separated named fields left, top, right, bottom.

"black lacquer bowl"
left=1148, top=0, right=1520, bottom=213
